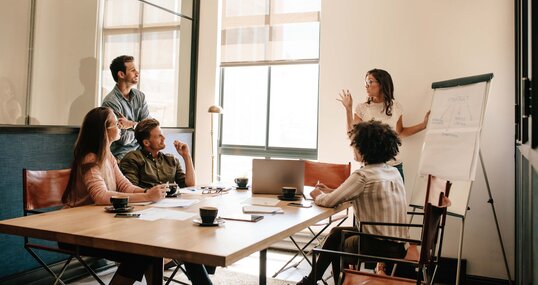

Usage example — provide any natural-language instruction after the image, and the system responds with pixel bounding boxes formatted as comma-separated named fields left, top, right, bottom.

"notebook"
left=251, top=159, right=305, bottom=195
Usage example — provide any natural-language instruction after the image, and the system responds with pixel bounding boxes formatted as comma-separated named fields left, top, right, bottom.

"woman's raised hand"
left=337, top=89, right=353, bottom=110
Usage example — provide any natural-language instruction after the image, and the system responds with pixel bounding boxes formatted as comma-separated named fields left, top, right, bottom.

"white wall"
left=317, top=0, right=514, bottom=279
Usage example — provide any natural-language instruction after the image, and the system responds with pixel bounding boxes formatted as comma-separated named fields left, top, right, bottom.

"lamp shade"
left=208, top=105, right=223, bottom=114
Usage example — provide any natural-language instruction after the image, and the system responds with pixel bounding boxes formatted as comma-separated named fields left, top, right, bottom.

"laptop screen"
left=251, top=159, right=305, bottom=195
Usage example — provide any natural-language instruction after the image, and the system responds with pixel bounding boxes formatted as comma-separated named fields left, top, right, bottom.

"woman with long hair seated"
left=61, top=106, right=169, bottom=285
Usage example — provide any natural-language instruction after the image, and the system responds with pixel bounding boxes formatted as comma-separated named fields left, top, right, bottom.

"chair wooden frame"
left=23, top=168, right=105, bottom=285
left=273, top=160, right=351, bottom=281
left=312, top=175, right=452, bottom=285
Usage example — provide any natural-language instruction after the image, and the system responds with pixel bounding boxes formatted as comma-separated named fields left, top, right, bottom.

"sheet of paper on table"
left=151, top=199, right=199, bottom=208
left=134, top=208, right=197, bottom=221
left=242, top=205, right=284, bottom=214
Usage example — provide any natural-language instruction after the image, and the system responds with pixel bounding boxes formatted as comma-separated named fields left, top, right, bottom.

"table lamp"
left=208, top=105, right=223, bottom=183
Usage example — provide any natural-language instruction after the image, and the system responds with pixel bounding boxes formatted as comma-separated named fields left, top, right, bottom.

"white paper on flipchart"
left=420, top=130, right=480, bottom=181
left=427, top=83, right=487, bottom=131
left=419, top=82, right=488, bottom=181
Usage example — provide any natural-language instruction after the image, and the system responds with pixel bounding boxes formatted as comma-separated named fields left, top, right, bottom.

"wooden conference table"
left=0, top=189, right=350, bottom=284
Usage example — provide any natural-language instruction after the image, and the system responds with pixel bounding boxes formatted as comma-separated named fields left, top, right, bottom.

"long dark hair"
left=62, top=107, right=115, bottom=204
left=366, top=68, right=395, bottom=116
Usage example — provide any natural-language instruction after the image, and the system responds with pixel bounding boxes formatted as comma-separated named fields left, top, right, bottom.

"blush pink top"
left=66, top=152, right=142, bottom=207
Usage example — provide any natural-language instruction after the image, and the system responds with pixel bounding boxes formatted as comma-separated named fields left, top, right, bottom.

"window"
left=101, top=0, right=194, bottom=127
left=218, top=0, right=320, bottom=183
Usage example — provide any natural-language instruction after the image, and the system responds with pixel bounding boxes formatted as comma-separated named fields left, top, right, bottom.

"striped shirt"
left=314, top=163, right=409, bottom=240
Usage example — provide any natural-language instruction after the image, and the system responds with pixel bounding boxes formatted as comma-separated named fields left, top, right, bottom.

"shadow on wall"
left=68, top=57, right=97, bottom=126
left=0, top=77, right=23, bottom=124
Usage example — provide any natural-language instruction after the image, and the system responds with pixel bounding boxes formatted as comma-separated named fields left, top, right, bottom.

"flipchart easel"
left=409, top=73, right=512, bottom=285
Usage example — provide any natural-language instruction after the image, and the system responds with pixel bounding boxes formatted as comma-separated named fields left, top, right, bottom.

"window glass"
left=218, top=0, right=320, bottom=181
left=272, top=0, right=321, bottom=13
left=224, top=0, right=267, bottom=17
left=143, top=0, right=182, bottom=25
left=221, top=26, right=269, bottom=63
left=104, top=0, right=140, bottom=28
left=270, top=23, right=320, bottom=60
left=221, top=66, right=268, bottom=146
left=139, top=30, right=179, bottom=127
left=102, top=0, right=192, bottom=127
left=268, top=64, right=318, bottom=148
left=219, top=155, right=263, bottom=185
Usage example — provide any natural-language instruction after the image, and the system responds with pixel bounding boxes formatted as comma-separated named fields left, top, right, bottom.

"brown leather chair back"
left=23, top=168, right=70, bottom=212
left=424, top=175, right=452, bottom=207
left=304, top=160, right=351, bottom=189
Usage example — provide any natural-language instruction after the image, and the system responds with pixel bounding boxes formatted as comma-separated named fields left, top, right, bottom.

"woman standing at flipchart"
left=338, top=68, right=430, bottom=179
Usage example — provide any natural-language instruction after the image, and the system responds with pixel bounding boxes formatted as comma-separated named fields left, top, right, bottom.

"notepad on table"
left=242, top=205, right=284, bottom=214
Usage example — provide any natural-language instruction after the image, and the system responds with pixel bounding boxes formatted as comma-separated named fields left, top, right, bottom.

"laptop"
left=251, top=159, right=305, bottom=195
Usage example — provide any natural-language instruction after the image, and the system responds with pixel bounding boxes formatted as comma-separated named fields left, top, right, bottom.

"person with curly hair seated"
left=297, top=120, right=409, bottom=285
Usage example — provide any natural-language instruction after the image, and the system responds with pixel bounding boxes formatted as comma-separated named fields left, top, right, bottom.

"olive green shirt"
left=119, top=149, right=186, bottom=189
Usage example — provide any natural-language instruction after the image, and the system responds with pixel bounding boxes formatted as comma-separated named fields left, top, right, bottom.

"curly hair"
left=135, top=118, right=160, bottom=146
left=350, top=120, right=401, bottom=164
left=366, top=68, right=395, bottom=116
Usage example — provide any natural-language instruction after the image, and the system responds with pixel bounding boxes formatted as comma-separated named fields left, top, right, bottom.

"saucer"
left=105, top=206, right=134, bottom=213
left=235, top=186, right=249, bottom=190
left=192, top=218, right=225, bottom=227
left=277, top=195, right=301, bottom=201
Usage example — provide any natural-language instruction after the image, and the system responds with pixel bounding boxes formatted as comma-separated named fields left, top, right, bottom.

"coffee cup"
left=167, top=184, right=178, bottom=195
left=234, top=177, right=249, bottom=188
left=110, top=196, right=129, bottom=209
left=199, top=206, right=218, bottom=224
left=282, top=186, right=297, bottom=199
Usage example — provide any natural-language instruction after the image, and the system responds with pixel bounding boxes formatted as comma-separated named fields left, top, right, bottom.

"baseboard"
left=465, top=275, right=513, bottom=285
left=0, top=257, right=115, bottom=285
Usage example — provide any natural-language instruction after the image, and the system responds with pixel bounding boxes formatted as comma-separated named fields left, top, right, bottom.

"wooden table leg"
left=145, top=257, right=164, bottom=285
left=259, top=249, right=267, bottom=285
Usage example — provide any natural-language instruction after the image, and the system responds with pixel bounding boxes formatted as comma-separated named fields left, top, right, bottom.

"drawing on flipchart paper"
left=431, top=95, right=475, bottom=129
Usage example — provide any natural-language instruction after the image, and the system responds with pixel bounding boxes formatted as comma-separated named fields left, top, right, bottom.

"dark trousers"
left=308, top=226, right=406, bottom=284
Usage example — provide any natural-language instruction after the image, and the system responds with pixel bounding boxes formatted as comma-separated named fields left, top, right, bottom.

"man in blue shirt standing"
left=102, top=55, right=150, bottom=160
